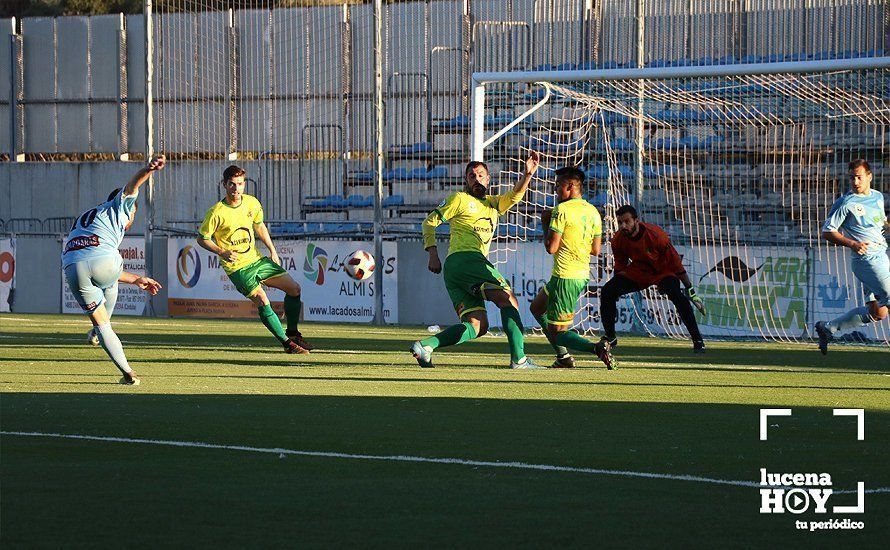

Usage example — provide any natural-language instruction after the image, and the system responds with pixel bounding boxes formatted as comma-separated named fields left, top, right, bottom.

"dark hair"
left=848, top=159, right=872, bottom=175
left=106, top=189, right=120, bottom=202
left=555, top=166, right=585, bottom=185
left=465, top=161, right=489, bottom=175
left=616, top=204, right=638, bottom=219
left=223, top=165, right=246, bottom=182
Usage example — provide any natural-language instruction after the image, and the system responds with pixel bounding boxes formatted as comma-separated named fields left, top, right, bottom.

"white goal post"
left=470, top=56, right=890, bottom=344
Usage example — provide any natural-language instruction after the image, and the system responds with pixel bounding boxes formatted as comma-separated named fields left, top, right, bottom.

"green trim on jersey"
left=199, top=194, right=265, bottom=275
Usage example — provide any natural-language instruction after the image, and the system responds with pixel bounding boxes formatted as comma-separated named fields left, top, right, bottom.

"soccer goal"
left=471, top=57, right=890, bottom=345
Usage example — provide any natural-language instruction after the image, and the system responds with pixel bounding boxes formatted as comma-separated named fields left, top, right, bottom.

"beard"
left=468, top=183, right=486, bottom=199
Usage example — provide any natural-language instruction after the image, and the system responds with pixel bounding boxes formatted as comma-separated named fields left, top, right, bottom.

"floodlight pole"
left=143, top=0, right=156, bottom=317
left=634, top=0, right=645, bottom=208
left=372, top=0, right=385, bottom=325
left=8, top=18, right=17, bottom=163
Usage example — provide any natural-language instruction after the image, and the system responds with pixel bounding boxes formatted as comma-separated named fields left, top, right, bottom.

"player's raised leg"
left=817, top=255, right=889, bottom=354
left=64, top=259, right=139, bottom=385
left=247, top=285, right=307, bottom=354
left=263, top=270, right=314, bottom=351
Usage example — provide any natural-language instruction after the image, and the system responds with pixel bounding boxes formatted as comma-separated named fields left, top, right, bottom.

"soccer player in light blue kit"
left=815, top=159, right=890, bottom=354
left=61, top=155, right=166, bottom=384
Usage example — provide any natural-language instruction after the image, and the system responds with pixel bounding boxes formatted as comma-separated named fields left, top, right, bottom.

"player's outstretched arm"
left=119, top=271, right=162, bottom=295
left=254, top=222, right=280, bottom=265
left=123, top=155, right=166, bottom=196
left=512, top=151, right=540, bottom=194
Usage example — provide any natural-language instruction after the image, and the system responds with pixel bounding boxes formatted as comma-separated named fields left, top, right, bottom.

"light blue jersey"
left=822, top=189, right=887, bottom=254
left=61, top=188, right=138, bottom=268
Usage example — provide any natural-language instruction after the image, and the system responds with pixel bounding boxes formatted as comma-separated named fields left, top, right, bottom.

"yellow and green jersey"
left=422, top=189, right=523, bottom=257
left=549, top=198, right=602, bottom=279
left=199, top=194, right=265, bottom=274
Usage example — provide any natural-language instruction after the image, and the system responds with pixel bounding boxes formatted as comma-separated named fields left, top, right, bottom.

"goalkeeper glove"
left=686, top=287, right=707, bottom=315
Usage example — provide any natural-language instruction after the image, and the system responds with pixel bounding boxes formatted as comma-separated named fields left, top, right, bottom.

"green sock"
left=421, top=322, right=477, bottom=350
left=555, top=330, right=597, bottom=353
left=258, top=303, right=287, bottom=343
left=284, top=294, right=301, bottom=333
left=533, top=312, right=570, bottom=356
left=500, top=306, right=525, bottom=363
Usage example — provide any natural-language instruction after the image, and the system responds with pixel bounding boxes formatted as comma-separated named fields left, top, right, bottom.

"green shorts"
left=544, top=276, right=588, bottom=327
left=443, top=251, right=511, bottom=318
left=227, top=257, right=288, bottom=297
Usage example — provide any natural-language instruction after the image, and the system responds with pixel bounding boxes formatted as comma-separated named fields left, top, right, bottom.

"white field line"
left=2, top=431, right=887, bottom=494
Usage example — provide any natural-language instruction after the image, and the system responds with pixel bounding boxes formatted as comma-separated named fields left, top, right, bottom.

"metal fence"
left=1, top=1, right=888, bottom=228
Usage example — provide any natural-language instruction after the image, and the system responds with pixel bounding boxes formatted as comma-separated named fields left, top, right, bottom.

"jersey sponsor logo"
left=229, top=227, right=253, bottom=253
left=303, top=243, right=328, bottom=285
left=437, top=198, right=446, bottom=208
left=63, top=235, right=100, bottom=254
left=176, top=245, right=202, bottom=288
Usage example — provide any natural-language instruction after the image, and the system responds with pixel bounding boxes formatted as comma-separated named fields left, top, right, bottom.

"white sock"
left=826, top=306, right=871, bottom=335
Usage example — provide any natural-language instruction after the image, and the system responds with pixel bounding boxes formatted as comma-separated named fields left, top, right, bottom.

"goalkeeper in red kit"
left=599, top=204, right=707, bottom=353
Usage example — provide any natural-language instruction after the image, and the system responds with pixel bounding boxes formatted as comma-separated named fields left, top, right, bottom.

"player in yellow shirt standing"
left=411, top=152, right=543, bottom=369
left=529, top=166, right=613, bottom=369
left=197, top=165, right=314, bottom=354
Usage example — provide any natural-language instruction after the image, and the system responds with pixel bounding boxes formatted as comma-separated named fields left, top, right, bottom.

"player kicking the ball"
left=528, top=166, right=613, bottom=369
left=197, top=165, right=314, bottom=354
left=411, top=152, right=543, bottom=369
left=62, top=155, right=166, bottom=385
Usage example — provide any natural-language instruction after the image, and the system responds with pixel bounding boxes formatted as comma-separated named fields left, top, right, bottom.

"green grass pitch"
left=1, top=313, right=888, bottom=547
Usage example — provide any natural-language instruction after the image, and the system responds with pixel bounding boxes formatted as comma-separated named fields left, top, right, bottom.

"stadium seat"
left=348, top=170, right=374, bottom=182
left=426, top=166, right=448, bottom=179
left=384, top=167, right=411, bottom=181
left=347, top=195, right=374, bottom=208
left=436, top=115, right=470, bottom=128
left=382, top=194, right=405, bottom=208
left=409, top=167, right=429, bottom=180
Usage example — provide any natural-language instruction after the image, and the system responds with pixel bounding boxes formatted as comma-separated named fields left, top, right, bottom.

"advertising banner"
left=489, top=242, right=888, bottom=341
left=167, top=238, right=397, bottom=322
left=0, top=238, right=15, bottom=313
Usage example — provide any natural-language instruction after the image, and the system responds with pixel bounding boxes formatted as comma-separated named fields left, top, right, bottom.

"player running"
left=528, top=167, right=613, bottom=369
left=411, top=152, right=543, bottom=369
left=61, top=155, right=166, bottom=385
left=815, top=159, right=889, bottom=353
left=599, top=204, right=707, bottom=353
left=197, top=165, right=313, bottom=354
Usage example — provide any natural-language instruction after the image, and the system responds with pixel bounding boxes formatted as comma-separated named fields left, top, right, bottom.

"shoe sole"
left=411, top=344, right=434, bottom=368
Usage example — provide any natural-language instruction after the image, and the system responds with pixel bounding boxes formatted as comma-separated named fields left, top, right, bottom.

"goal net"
left=475, top=60, right=890, bottom=345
